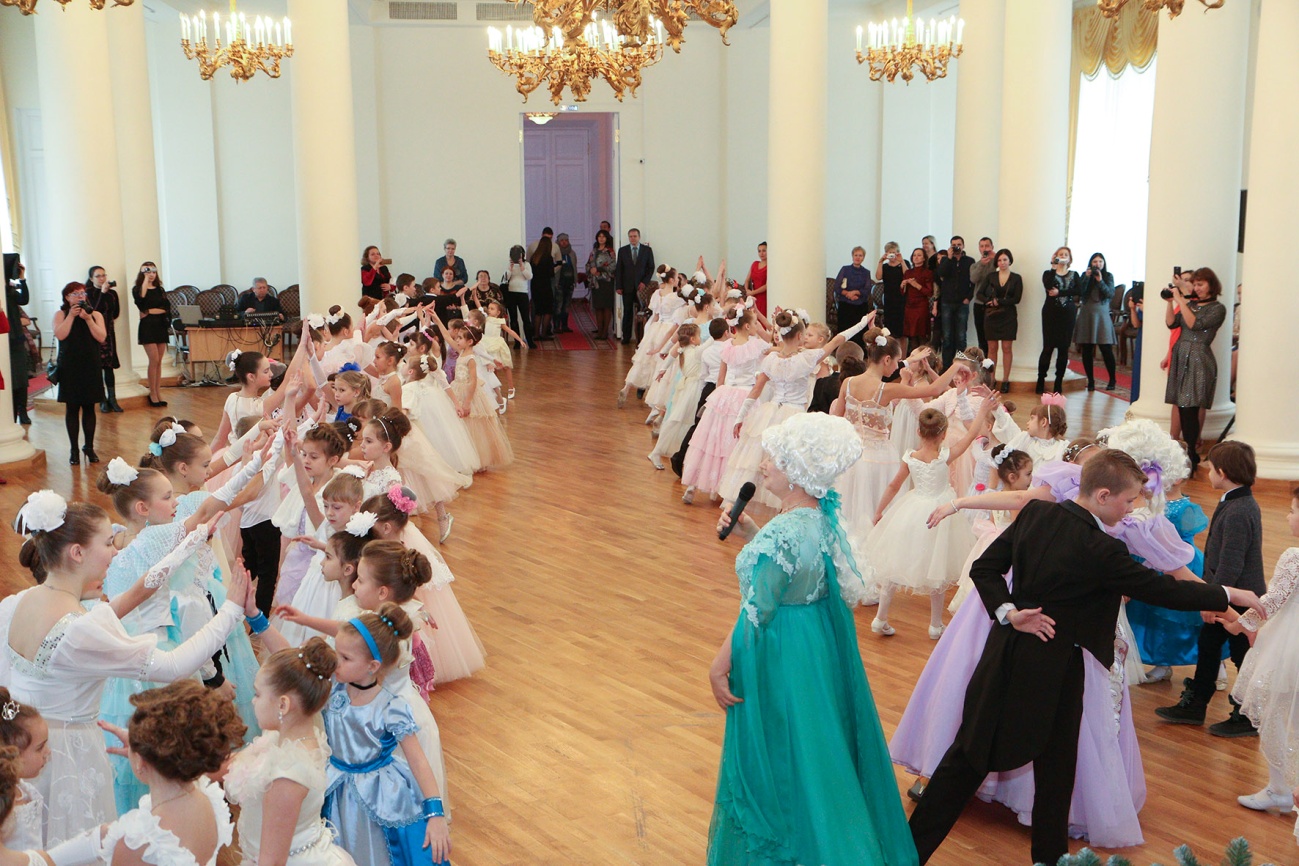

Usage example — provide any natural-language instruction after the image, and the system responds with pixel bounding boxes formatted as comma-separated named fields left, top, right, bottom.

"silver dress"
left=1163, top=300, right=1225, bottom=409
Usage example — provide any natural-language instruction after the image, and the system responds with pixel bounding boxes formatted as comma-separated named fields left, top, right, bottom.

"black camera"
left=107, top=280, right=117, bottom=289
left=78, top=300, right=93, bottom=313
left=1160, top=287, right=1176, bottom=301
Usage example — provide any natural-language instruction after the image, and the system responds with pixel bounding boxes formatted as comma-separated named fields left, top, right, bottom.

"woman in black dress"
left=873, top=243, right=906, bottom=335
left=54, top=282, right=108, bottom=465
left=1037, top=247, right=1080, bottom=394
left=977, top=248, right=1023, bottom=393
left=530, top=235, right=556, bottom=340
left=133, top=261, right=170, bottom=407
left=86, top=266, right=123, bottom=413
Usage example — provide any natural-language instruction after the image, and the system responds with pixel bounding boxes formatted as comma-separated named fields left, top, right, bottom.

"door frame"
left=518, top=111, right=620, bottom=252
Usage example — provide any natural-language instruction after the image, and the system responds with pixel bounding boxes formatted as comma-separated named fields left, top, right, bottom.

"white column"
left=765, top=0, right=827, bottom=318
left=1235, top=0, right=1298, bottom=479
left=288, top=0, right=361, bottom=317
left=997, top=0, right=1071, bottom=385
left=1129, top=1, right=1249, bottom=436
left=106, top=5, right=168, bottom=394
left=951, top=0, right=1005, bottom=240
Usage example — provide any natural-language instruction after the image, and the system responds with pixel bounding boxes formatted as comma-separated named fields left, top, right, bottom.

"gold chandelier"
left=507, top=0, right=737, bottom=52
left=487, top=15, right=664, bottom=105
left=856, top=0, right=963, bottom=84
left=179, top=0, right=293, bottom=82
left=0, top=0, right=133, bottom=13
left=1098, top=0, right=1224, bottom=19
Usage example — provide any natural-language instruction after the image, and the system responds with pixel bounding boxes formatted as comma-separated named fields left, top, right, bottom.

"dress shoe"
left=148, top=398, right=168, bottom=407
left=1000, top=381, right=1011, bottom=394
left=907, top=779, right=927, bottom=802
left=110, top=399, right=124, bottom=413
left=1143, top=665, right=1172, bottom=683
left=1237, top=787, right=1293, bottom=813
left=871, top=618, right=895, bottom=636
left=16, top=415, right=31, bottom=426
left=1105, top=380, right=1117, bottom=391
left=1086, top=381, right=1096, bottom=392
left=928, top=624, right=945, bottom=640
left=647, top=454, right=665, bottom=470
left=82, top=447, right=100, bottom=464
left=437, top=514, right=454, bottom=544
left=69, top=449, right=80, bottom=466
left=1209, top=713, right=1258, bottom=738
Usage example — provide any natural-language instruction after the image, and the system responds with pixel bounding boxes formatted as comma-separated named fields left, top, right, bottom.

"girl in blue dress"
left=322, top=604, right=450, bottom=866
left=707, top=412, right=918, bottom=866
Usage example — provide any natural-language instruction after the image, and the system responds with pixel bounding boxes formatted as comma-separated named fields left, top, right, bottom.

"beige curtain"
left=1067, top=4, right=1158, bottom=234
left=0, top=62, right=21, bottom=253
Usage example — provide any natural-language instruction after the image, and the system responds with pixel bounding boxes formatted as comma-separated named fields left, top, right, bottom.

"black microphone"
left=719, top=482, right=757, bottom=540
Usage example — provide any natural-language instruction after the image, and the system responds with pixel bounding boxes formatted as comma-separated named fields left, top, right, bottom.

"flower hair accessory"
left=386, top=484, right=418, bottom=515
left=0, top=701, right=19, bottom=722
left=345, top=511, right=378, bottom=537
left=726, top=288, right=743, bottom=300
left=874, top=334, right=888, bottom=347
left=226, top=349, right=242, bottom=372
left=340, top=465, right=366, bottom=479
left=419, top=354, right=432, bottom=373
left=760, top=413, right=864, bottom=499
left=306, top=313, right=326, bottom=330
left=15, top=490, right=67, bottom=535
left=744, top=295, right=755, bottom=309
left=795, top=308, right=811, bottom=326
left=339, top=362, right=362, bottom=375
left=106, top=457, right=139, bottom=486
left=991, top=448, right=1009, bottom=467
left=1040, top=393, right=1067, bottom=408
left=981, top=358, right=994, bottom=370
left=325, top=309, right=345, bottom=326
left=725, top=307, right=743, bottom=327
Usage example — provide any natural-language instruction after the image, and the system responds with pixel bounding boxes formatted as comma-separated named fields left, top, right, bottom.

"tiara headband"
left=0, top=701, right=18, bottom=722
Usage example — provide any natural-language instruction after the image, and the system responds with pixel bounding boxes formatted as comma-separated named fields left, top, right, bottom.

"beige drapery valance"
left=0, top=62, right=21, bottom=253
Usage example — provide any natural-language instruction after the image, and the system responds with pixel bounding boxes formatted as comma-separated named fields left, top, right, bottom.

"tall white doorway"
left=522, top=113, right=617, bottom=273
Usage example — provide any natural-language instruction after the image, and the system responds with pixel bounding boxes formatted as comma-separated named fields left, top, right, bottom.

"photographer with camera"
left=133, top=261, right=170, bottom=407
left=361, top=245, right=393, bottom=301
left=874, top=242, right=906, bottom=335
left=4, top=255, right=30, bottom=425
left=53, top=281, right=108, bottom=465
left=1037, top=247, right=1081, bottom=394
left=86, top=266, right=123, bottom=413
left=1163, top=266, right=1227, bottom=474
left=1073, top=252, right=1118, bottom=392
left=934, top=235, right=974, bottom=368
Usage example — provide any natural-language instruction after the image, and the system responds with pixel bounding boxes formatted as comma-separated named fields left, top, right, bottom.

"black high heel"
left=148, top=398, right=168, bottom=408
left=82, top=447, right=100, bottom=464
left=69, top=449, right=80, bottom=466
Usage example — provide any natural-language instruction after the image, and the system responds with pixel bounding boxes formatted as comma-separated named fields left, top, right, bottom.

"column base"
left=0, top=431, right=39, bottom=468
left=1247, top=438, right=1299, bottom=482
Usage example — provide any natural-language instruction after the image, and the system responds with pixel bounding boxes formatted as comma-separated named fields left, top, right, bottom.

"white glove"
left=143, top=524, right=210, bottom=589
left=841, top=315, right=872, bottom=341
left=735, top=398, right=758, bottom=427
left=212, top=448, right=267, bottom=505
left=47, top=827, right=107, bottom=866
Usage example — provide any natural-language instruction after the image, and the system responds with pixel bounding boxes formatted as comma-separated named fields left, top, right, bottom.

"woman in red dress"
left=744, top=242, right=768, bottom=316
left=902, top=246, right=934, bottom=354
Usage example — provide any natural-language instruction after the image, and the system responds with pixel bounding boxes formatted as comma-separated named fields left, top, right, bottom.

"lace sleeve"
left=734, top=520, right=803, bottom=630
left=1240, top=548, right=1299, bottom=632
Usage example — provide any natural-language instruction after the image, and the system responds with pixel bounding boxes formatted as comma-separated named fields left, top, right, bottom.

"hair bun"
left=375, top=601, right=414, bottom=641
left=300, top=637, right=339, bottom=681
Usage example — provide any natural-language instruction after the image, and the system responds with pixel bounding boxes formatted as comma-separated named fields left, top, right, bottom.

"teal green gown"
left=707, top=497, right=919, bottom=866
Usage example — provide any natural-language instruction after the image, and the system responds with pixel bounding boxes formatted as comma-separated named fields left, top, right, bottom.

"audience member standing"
left=133, top=260, right=170, bottom=407
left=1161, top=266, right=1227, bottom=472
left=530, top=232, right=557, bottom=340
left=587, top=230, right=617, bottom=341
left=434, top=238, right=469, bottom=288
left=968, top=237, right=996, bottom=355
left=361, top=245, right=392, bottom=301
left=555, top=233, right=578, bottom=333
left=834, top=246, right=873, bottom=344
left=934, top=237, right=973, bottom=369
left=875, top=242, right=906, bottom=336
left=54, top=282, right=107, bottom=465
left=615, top=228, right=655, bottom=345
left=85, top=266, right=123, bottom=414
left=5, top=257, right=30, bottom=425
left=977, top=249, right=1022, bottom=393
left=743, top=242, right=768, bottom=317
left=901, top=248, right=934, bottom=354
left=504, top=244, right=535, bottom=349
left=1038, top=247, right=1080, bottom=394
left=1073, top=252, right=1118, bottom=392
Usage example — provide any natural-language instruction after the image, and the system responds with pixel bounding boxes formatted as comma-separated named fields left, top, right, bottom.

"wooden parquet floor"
left=2, top=350, right=1295, bottom=865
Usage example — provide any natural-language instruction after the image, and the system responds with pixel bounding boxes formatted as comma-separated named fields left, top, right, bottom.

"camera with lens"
left=77, top=300, right=93, bottom=313
left=1160, top=286, right=1176, bottom=301
left=107, top=280, right=117, bottom=289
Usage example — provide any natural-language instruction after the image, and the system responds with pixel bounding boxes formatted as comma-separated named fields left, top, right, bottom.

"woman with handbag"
left=587, top=229, right=617, bottom=341
left=86, top=266, right=123, bottom=413
left=54, top=281, right=108, bottom=465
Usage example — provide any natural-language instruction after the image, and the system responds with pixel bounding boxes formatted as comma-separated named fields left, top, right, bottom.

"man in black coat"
left=3, top=254, right=30, bottom=425
left=908, top=450, right=1265, bottom=866
left=614, top=228, right=654, bottom=344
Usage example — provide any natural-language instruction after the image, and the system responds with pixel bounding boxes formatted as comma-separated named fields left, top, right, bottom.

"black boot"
left=82, top=446, right=100, bottom=464
left=1155, top=676, right=1207, bottom=725
left=100, top=401, right=112, bottom=414
left=69, top=448, right=80, bottom=466
left=1209, top=697, right=1258, bottom=738
left=1035, top=377, right=1045, bottom=394
left=105, top=381, right=123, bottom=412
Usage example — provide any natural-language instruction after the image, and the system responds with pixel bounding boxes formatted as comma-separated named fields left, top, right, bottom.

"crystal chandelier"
left=1098, top=0, right=1224, bottom=19
left=0, top=0, right=133, bottom=13
left=179, top=1, right=293, bottom=82
left=855, top=0, right=964, bottom=84
left=507, top=0, right=738, bottom=52
left=487, top=15, right=664, bottom=105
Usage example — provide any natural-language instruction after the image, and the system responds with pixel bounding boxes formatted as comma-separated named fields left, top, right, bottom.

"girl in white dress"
left=719, top=309, right=871, bottom=508
left=481, top=300, right=523, bottom=399
left=0, top=692, right=48, bottom=853
left=648, top=325, right=704, bottom=470
left=862, top=396, right=997, bottom=638
left=402, top=350, right=481, bottom=477
left=209, top=346, right=308, bottom=454
left=0, top=750, right=46, bottom=866
left=0, top=494, right=251, bottom=844
left=445, top=324, right=514, bottom=471
left=357, top=406, right=466, bottom=543
left=79, top=681, right=243, bottom=866
left=225, top=641, right=357, bottom=866
left=834, top=329, right=964, bottom=543
left=275, top=426, right=349, bottom=606
left=946, top=445, right=1034, bottom=613
left=368, top=342, right=407, bottom=408
left=619, top=275, right=684, bottom=406
left=989, top=393, right=1070, bottom=467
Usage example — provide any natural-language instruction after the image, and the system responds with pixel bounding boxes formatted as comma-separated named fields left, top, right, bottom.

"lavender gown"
left=889, top=461, right=1194, bottom=849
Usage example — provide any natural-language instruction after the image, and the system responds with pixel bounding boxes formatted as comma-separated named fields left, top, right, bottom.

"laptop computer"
left=177, top=305, right=203, bottom=326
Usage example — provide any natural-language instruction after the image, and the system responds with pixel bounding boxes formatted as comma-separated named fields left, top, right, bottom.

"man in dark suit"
left=4, top=254, right=30, bottom=425
left=908, top=450, right=1265, bottom=866
left=614, top=228, right=654, bottom=344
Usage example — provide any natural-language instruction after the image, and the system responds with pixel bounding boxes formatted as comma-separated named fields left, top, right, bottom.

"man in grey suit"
left=614, top=228, right=654, bottom=344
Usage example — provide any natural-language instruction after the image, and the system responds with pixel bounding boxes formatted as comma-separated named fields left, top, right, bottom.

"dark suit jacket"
left=5, top=279, right=28, bottom=346
left=1203, top=486, right=1265, bottom=594
left=614, top=244, right=655, bottom=295
left=960, top=498, right=1228, bottom=771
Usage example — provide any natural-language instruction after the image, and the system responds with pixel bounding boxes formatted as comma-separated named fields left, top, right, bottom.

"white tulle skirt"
left=402, top=523, right=486, bottom=684
left=406, top=380, right=482, bottom=478
left=717, top=402, right=804, bottom=508
left=1236, top=591, right=1299, bottom=788
left=36, top=719, right=117, bottom=844
left=397, top=422, right=473, bottom=508
left=277, top=561, right=342, bottom=647
left=862, top=483, right=975, bottom=594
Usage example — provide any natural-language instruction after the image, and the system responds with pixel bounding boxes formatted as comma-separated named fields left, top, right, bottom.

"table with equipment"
left=184, top=322, right=286, bottom=383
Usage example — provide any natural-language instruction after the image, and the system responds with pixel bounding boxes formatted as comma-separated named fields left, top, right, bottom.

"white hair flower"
left=726, top=289, right=743, bottom=300
left=345, top=511, right=378, bottom=537
left=15, top=490, right=67, bottom=535
left=340, top=465, right=367, bottom=479
left=325, top=310, right=344, bottom=326
left=795, top=308, right=811, bottom=326
left=226, top=349, right=242, bottom=372
left=874, top=334, right=887, bottom=347
left=106, top=457, right=139, bottom=486
left=981, top=358, right=995, bottom=370
left=744, top=296, right=755, bottom=309
left=306, top=313, right=326, bottom=330
left=691, top=269, right=708, bottom=284
left=879, top=327, right=891, bottom=337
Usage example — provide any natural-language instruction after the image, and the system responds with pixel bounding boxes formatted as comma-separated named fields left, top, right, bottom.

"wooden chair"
left=212, top=284, right=238, bottom=307
left=195, top=288, right=224, bottom=319
left=279, top=285, right=301, bottom=352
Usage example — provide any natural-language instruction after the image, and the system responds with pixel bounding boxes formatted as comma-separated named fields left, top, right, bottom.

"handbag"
left=46, top=354, right=59, bottom=386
